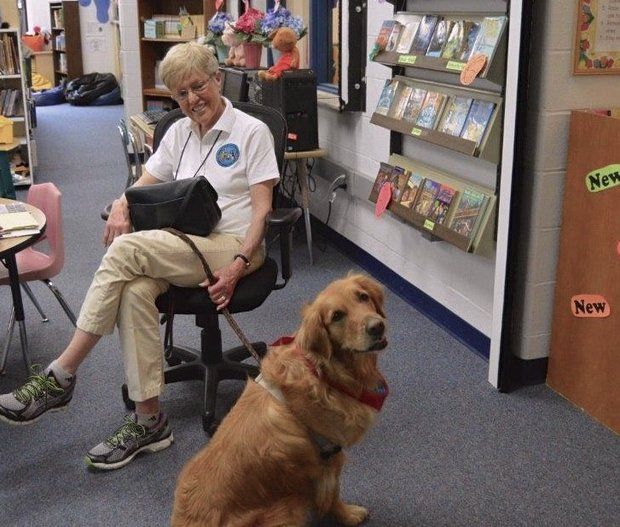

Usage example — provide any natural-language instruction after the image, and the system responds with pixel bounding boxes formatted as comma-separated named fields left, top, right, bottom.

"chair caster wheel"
left=121, top=384, right=136, bottom=411
left=202, top=413, right=219, bottom=435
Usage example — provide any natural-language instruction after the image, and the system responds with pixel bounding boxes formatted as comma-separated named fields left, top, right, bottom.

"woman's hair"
left=159, top=42, right=219, bottom=91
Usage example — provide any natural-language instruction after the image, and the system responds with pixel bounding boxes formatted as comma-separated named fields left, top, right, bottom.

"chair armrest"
left=267, top=207, right=302, bottom=288
left=101, top=202, right=112, bottom=221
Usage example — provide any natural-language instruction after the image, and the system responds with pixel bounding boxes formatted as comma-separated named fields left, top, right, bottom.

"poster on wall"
left=574, top=0, right=620, bottom=74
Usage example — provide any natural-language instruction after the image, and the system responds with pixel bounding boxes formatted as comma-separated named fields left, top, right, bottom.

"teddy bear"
left=257, top=27, right=299, bottom=81
left=221, top=25, right=245, bottom=67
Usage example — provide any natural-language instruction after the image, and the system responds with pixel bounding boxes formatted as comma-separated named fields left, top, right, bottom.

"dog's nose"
left=366, top=319, right=385, bottom=339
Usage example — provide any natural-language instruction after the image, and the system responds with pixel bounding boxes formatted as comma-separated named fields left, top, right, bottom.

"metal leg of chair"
left=0, top=309, right=16, bottom=374
left=43, top=279, right=77, bottom=327
left=21, top=283, right=49, bottom=323
left=17, top=319, right=31, bottom=373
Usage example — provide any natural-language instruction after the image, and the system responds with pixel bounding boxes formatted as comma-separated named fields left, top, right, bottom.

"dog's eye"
left=331, top=310, right=346, bottom=322
left=357, top=291, right=370, bottom=302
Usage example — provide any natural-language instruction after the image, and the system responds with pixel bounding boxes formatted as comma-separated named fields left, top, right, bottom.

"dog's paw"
left=332, top=502, right=368, bottom=526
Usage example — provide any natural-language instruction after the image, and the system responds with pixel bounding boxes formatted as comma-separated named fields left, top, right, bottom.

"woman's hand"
left=103, top=198, right=132, bottom=246
left=200, top=259, right=246, bottom=311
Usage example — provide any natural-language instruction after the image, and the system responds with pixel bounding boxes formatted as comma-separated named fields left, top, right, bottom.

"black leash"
left=162, top=227, right=261, bottom=365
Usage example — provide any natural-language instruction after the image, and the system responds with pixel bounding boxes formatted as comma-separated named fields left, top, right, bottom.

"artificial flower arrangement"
left=203, top=10, right=234, bottom=47
left=231, top=1, right=267, bottom=45
left=261, top=2, right=306, bottom=41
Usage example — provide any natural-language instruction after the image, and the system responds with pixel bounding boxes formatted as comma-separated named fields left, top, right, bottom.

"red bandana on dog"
left=271, top=336, right=389, bottom=411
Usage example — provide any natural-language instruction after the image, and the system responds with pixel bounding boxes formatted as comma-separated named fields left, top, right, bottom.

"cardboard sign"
left=460, top=54, right=488, bottom=85
left=375, top=182, right=392, bottom=217
left=571, top=294, right=611, bottom=317
left=585, top=164, right=620, bottom=192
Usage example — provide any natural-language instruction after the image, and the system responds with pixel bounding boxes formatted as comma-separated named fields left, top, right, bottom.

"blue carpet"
left=0, top=103, right=617, bottom=527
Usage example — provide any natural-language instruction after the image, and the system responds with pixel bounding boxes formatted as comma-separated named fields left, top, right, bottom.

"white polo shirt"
left=145, top=98, right=280, bottom=238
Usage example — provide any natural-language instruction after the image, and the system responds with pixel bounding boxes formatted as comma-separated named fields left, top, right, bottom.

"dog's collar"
left=254, top=372, right=342, bottom=460
left=271, top=336, right=389, bottom=412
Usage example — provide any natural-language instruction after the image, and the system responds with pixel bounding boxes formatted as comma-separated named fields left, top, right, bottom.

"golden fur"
left=171, top=274, right=388, bottom=527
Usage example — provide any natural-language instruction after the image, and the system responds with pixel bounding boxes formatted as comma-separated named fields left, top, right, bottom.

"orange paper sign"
left=460, top=54, right=488, bottom=85
left=571, top=294, right=611, bottom=318
left=375, top=183, right=392, bottom=217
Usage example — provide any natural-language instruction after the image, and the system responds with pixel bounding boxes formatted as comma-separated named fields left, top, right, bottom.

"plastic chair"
left=0, top=183, right=77, bottom=372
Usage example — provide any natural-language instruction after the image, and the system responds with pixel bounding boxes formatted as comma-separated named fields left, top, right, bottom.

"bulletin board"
left=574, top=0, right=620, bottom=74
left=547, top=110, right=620, bottom=434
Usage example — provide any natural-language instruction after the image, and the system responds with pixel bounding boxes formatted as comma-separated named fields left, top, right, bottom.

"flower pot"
left=215, top=44, right=229, bottom=64
left=243, top=42, right=262, bottom=69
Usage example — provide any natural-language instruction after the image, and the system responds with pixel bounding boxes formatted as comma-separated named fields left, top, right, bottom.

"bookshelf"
left=49, top=1, right=83, bottom=86
left=369, top=4, right=509, bottom=255
left=0, top=1, right=36, bottom=188
left=137, top=0, right=216, bottom=110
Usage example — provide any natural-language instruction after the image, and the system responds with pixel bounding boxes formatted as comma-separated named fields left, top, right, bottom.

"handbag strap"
left=162, top=227, right=262, bottom=365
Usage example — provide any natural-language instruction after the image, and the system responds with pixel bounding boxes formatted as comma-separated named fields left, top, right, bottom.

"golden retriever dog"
left=171, top=273, right=389, bottom=527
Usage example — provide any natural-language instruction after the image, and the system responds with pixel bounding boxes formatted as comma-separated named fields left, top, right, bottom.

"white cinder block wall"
left=312, top=0, right=496, bottom=336
left=511, top=1, right=620, bottom=360
left=117, top=0, right=142, bottom=121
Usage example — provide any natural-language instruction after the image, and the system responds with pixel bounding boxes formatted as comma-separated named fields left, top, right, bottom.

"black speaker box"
left=248, top=69, right=319, bottom=152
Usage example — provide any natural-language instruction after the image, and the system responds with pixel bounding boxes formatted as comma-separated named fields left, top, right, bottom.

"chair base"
left=122, top=342, right=267, bottom=434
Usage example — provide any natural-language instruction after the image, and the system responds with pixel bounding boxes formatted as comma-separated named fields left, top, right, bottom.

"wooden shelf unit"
left=0, top=2, right=36, bottom=188
left=49, top=1, right=83, bottom=86
left=137, top=0, right=217, bottom=110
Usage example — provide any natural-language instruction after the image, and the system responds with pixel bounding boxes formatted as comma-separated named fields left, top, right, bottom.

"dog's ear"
left=353, top=274, right=386, bottom=318
left=296, top=302, right=332, bottom=360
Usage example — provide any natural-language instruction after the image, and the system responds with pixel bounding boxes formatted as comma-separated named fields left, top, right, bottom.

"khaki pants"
left=76, top=230, right=263, bottom=402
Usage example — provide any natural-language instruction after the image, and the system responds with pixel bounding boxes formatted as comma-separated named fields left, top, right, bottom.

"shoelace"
left=106, top=416, right=148, bottom=448
left=13, top=366, right=64, bottom=405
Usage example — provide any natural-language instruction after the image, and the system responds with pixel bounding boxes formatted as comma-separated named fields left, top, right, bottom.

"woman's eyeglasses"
left=174, top=78, right=213, bottom=102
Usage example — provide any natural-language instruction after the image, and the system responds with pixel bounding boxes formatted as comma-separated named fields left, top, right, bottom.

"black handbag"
left=125, top=176, right=221, bottom=236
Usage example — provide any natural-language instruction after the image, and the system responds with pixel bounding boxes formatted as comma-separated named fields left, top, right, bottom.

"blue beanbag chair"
left=90, top=86, right=123, bottom=106
left=33, top=85, right=66, bottom=106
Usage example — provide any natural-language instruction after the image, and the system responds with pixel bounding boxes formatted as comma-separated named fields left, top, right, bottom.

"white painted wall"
left=77, top=0, right=118, bottom=75
left=117, top=0, right=141, bottom=119
left=510, top=1, right=620, bottom=360
left=25, top=0, right=51, bottom=32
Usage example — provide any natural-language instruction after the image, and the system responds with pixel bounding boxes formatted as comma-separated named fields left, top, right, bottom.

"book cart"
left=375, top=0, right=529, bottom=387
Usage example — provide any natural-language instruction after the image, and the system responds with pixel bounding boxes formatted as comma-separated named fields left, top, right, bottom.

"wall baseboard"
left=310, top=216, right=491, bottom=360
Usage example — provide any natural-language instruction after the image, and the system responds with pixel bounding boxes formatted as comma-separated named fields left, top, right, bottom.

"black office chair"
left=120, top=102, right=301, bottom=433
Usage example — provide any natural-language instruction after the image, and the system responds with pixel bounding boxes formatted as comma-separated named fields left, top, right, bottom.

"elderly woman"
left=0, top=42, right=280, bottom=470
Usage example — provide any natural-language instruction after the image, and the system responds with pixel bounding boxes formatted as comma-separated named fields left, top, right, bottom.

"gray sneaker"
left=0, top=367, right=75, bottom=425
left=85, top=413, right=174, bottom=471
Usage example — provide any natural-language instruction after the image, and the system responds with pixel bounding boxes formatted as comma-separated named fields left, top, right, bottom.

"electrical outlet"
left=328, top=174, right=348, bottom=193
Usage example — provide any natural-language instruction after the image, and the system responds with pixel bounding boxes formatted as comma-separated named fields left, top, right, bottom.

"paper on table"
left=0, top=228, right=41, bottom=239
left=0, top=211, right=39, bottom=232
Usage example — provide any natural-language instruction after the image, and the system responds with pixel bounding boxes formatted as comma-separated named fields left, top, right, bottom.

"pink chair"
left=0, top=183, right=76, bottom=372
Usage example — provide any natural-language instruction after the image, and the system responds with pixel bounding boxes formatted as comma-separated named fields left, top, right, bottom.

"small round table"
left=0, top=198, right=47, bottom=373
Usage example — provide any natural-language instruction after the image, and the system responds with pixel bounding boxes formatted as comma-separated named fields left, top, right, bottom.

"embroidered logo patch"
left=216, top=143, right=240, bottom=167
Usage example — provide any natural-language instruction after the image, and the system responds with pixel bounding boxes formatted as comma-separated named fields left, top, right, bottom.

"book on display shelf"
left=375, top=79, right=400, bottom=116
left=413, top=178, right=441, bottom=217
left=459, top=21, right=481, bottom=61
left=471, top=16, right=507, bottom=62
left=410, top=15, right=441, bottom=55
left=401, top=87, right=427, bottom=123
left=448, top=187, right=489, bottom=239
left=399, top=172, right=425, bottom=209
left=385, top=22, right=403, bottom=52
left=460, top=99, right=495, bottom=145
left=415, top=91, right=447, bottom=129
left=389, top=84, right=414, bottom=120
left=375, top=20, right=397, bottom=52
left=425, top=20, right=454, bottom=58
left=437, top=96, right=473, bottom=137
left=395, top=20, right=420, bottom=54
left=370, top=162, right=394, bottom=197
left=388, top=166, right=411, bottom=203
left=427, top=183, right=457, bottom=225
